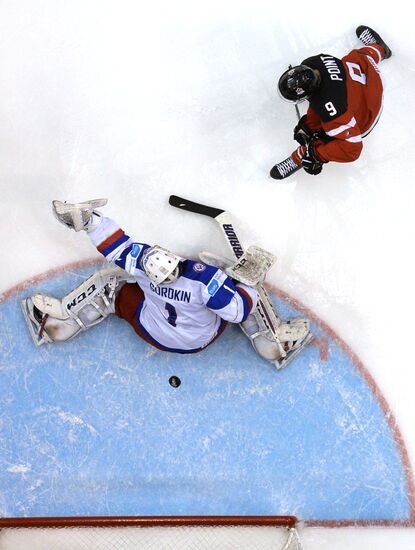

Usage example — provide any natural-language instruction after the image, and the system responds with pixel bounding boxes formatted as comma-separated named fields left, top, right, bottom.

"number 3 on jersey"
left=165, top=303, right=177, bottom=327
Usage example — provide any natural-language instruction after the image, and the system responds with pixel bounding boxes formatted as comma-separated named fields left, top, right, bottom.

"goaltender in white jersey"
left=22, top=199, right=257, bottom=354
left=21, top=198, right=312, bottom=368
left=87, top=215, right=258, bottom=352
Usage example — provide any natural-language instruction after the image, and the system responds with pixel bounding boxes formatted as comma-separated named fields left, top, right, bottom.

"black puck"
left=169, top=376, right=181, bottom=388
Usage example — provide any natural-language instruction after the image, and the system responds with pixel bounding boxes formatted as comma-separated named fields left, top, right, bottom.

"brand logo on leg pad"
left=66, top=284, right=96, bottom=311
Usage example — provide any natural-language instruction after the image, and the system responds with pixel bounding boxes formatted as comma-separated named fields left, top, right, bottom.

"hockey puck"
left=169, top=376, right=181, bottom=388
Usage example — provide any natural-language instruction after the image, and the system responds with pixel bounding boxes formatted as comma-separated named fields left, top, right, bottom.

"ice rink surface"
left=0, top=0, right=415, bottom=548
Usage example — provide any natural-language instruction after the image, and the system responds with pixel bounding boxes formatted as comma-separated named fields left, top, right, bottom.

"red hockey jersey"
left=295, top=45, right=384, bottom=163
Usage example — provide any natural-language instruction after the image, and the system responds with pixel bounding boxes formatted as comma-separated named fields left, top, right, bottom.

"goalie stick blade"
left=274, top=332, right=314, bottom=370
left=169, top=195, right=224, bottom=219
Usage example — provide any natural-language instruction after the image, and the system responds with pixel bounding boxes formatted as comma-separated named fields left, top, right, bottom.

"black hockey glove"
left=301, top=142, right=323, bottom=176
left=293, top=115, right=313, bottom=146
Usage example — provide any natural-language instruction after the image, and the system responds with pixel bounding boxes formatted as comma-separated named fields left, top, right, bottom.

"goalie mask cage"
left=0, top=515, right=302, bottom=550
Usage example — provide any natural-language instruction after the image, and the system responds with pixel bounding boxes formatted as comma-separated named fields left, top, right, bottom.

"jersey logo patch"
left=193, top=263, right=206, bottom=272
left=125, top=243, right=143, bottom=272
left=207, top=279, right=220, bottom=296
left=131, top=243, right=143, bottom=258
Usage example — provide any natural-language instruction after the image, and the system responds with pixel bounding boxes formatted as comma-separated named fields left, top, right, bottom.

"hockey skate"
left=270, top=156, right=302, bottom=180
left=21, top=298, right=53, bottom=346
left=356, top=26, right=392, bottom=60
left=277, top=319, right=314, bottom=369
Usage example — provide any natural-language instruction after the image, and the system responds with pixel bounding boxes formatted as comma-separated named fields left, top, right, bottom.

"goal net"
left=0, top=515, right=302, bottom=550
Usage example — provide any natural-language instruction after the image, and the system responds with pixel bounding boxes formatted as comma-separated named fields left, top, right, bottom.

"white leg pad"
left=22, top=266, right=134, bottom=345
left=241, top=312, right=285, bottom=362
left=240, top=285, right=312, bottom=368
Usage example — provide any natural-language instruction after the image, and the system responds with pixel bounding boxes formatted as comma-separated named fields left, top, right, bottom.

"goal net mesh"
left=0, top=516, right=302, bottom=550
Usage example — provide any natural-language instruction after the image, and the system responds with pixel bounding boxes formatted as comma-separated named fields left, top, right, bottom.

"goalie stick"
left=168, top=195, right=313, bottom=369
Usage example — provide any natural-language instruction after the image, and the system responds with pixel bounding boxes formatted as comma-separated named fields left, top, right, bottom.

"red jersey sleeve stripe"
left=97, top=229, right=125, bottom=253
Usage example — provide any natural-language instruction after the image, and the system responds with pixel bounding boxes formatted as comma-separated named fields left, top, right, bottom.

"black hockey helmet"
left=278, top=65, right=319, bottom=103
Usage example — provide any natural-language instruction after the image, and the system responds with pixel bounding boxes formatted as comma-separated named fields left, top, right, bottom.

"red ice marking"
left=310, top=337, right=329, bottom=361
left=1, top=263, right=414, bottom=526
left=0, top=258, right=105, bottom=304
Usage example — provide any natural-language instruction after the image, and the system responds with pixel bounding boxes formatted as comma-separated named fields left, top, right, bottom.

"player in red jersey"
left=270, top=26, right=392, bottom=180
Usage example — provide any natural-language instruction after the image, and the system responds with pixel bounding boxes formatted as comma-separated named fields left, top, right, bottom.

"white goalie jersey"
left=88, top=217, right=258, bottom=352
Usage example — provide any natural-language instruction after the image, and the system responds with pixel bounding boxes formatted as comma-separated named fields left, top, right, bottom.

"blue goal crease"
left=0, top=266, right=412, bottom=521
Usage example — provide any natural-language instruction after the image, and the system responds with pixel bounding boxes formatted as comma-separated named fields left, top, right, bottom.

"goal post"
left=0, top=515, right=302, bottom=549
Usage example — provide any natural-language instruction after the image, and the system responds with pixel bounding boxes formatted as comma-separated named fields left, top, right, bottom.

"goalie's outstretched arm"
left=52, top=198, right=151, bottom=276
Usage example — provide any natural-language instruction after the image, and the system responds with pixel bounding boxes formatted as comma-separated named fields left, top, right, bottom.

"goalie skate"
left=21, top=298, right=53, bottom=346
left=277, top=329, right=314, bottom=370
left=52, top=198, right=107, bottom=232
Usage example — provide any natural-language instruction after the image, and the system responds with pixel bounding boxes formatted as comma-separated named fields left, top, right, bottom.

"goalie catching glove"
left=52, top=198, right=107, bottom=232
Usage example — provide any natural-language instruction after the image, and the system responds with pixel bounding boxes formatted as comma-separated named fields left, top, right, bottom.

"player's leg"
left=355, top=26, right=392, bottom=62
left=114, top=282, right=145, bottom=326
left=22, top=267, right=131, bottom=345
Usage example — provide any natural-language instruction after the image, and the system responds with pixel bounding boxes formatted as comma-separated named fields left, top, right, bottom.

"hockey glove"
left=293, top=115, right=313, bottom=146
left=301, top=142, right=323, bottom=176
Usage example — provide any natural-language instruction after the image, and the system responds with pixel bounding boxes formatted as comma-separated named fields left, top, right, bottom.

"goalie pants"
left=115, top=283, right=227, bottom=353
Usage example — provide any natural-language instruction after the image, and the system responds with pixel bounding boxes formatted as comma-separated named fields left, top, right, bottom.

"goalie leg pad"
left=240, top=287, right=312, bottom=368
left=22, top=297, right=87, bottom=345
left=22, top=267, right=134, bottom=346
left=241, top=310, right=285, bottom=362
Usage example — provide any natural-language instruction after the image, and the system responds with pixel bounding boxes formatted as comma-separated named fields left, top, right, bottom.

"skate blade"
left=20, top=299, right=47, bottom=346
left=274, top=332, right=314, bottom=370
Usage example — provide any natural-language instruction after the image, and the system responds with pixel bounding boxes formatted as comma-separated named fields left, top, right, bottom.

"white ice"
left=0, top=1, right=414, bottom=548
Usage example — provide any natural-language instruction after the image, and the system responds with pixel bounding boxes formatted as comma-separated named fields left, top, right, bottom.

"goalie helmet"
left=278, top=65, right=319, bottom=103
left=141, top=246, right=184, bottom=285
